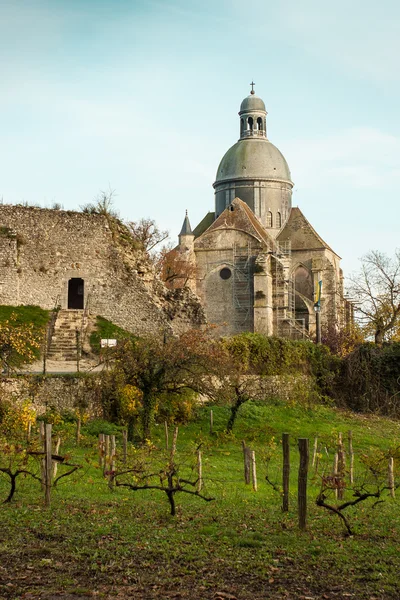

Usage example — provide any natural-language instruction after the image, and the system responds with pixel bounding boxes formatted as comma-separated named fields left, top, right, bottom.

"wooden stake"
left=197, top=450, right=202, bottom=492
left=348, top=430, right=354, bottom=484
left=315, top=444, right=320, bottom=474
left=282, top=433, right=290, bottom=512
left=52, top=437, right=61, bottom=479
left=44, top=424, right=52, bottom=507
left=164, top=421, right=169, bottom=451
left=242, top=441, right=251, bottom=485
left=312, top=436, right=318, bottom=468
left=76, top=417, right=81, bottom=446
left=389, top=457, right=395, bottom=498
left=104, top=434, right=110, bottom=475
left=108, top=435, right=116, bottom=490
left=251, top=450, right=257, bottom=492
left=99, top=434, right=105, bottom=468
left=122, top=430, right=127, bottom=464
left=170, top=427, right=179, bottom=462
left=27, top=421, right=31, bottom=442
left=337, top=439, right=345, bottom=501
left=297, top=438, right=309, bottom=530
left=333, top=453, right=339, bottom=500
left=39, top=421, right=45, bottom=490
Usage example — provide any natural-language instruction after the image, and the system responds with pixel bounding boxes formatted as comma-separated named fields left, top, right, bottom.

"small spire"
left=250, top=80, right=255, bottom=95
left=179, top=210, right=192, bottom=236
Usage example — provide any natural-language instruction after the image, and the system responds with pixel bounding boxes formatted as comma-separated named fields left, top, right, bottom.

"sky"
left=0, top=0, right=399, bottom=277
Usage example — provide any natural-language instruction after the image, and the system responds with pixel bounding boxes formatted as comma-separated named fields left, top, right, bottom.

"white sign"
left=101, top=339, right=117, bottom=348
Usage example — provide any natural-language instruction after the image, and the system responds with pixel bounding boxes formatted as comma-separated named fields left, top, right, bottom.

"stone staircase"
left=47, top=309, right=87, bottom=361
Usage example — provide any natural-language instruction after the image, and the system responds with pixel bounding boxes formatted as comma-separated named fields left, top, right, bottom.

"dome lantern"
left=239, top=82, right=267, bottom=139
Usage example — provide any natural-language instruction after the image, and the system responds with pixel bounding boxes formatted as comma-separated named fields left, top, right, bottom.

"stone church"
left=175, top=87, right=350, bottom=339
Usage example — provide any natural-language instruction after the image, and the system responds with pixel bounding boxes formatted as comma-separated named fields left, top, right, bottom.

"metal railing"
left=42, top=294, right=61, bottom=374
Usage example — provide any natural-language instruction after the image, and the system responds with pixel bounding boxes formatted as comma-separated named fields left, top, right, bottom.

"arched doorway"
left=68, top=278, right=84, bottom=309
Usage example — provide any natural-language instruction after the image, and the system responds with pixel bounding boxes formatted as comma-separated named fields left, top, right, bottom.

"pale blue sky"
left=0, top=0, right=399, bottom=275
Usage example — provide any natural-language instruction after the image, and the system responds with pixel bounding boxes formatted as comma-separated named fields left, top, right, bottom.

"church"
left=175, top=86, right=351, bottom=340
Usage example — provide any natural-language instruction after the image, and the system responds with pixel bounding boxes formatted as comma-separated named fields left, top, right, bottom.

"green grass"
left=0, top=304, right=49, bottom=330
left=89, top=316, right=134, bottom=353
left=1, top=402, right=400, bottom=599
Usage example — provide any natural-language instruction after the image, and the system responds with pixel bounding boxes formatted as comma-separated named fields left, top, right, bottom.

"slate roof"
left=277, top=207, right=340, bottom=258
left=194, top=198, right=275, bottom=249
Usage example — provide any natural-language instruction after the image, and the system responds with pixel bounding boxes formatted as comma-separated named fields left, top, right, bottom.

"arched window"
left=247, top=116, right=253, bottom=131
left=266, top=211, right=273, bottom=227
left=240, top=118, right=244, bottom=135
left=257, top=117, right=262, bottom=131
left=276, top=212, right=282, bottom=228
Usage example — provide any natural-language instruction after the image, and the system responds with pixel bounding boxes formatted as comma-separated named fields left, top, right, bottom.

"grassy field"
left=1, top=402, right=400, bottom=599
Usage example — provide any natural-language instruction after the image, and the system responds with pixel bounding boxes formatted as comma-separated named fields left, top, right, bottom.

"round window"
left=220, top=267, right=232, bottom=280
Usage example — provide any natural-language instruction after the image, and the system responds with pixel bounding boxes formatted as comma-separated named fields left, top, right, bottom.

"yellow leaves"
left=1, top=400, right=36, bottom=438
left=119, top=384, right=143, bottom=419
left=0, top=314, right=43, bottom=368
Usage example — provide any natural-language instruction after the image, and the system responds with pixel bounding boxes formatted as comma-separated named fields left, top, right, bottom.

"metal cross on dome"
left=250, top=80, right=255, bottom=94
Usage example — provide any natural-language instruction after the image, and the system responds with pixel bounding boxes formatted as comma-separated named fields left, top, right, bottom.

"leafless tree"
left=347, top=249, right=400, bottom=344
left=126, top=218, right=169, bottom=254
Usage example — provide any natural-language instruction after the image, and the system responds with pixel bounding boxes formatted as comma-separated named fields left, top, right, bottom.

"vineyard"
left=1, top=401, right=400, bottom=599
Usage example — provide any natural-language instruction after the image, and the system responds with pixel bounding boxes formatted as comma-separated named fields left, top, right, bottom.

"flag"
left=314, top=280, right=322, bottom=308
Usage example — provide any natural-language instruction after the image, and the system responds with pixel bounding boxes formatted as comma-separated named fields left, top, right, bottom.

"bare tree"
left=347, top=250, right=400, bottom=344
left=80, top=187, right=119, bottom=219
left=126, top=218, right=169, bottom=254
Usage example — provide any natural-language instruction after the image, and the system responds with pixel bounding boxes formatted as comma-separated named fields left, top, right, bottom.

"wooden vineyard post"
left=27, top=421, right=32, bottom=442
left=52, top=437, right=61, bottom=479
left=76, top=417, right=81, bottom=446
left=170, top=427, right=179, bottom=463
left=197, top=449, right=202, bottom=492
left=312, top=436, right=318, bottom=468
left=251, top=450, right=257, bottom=492
left=210, top=410, right=213, bottom=435
left=388, top=457, right=395, bottom=498
left=164, top=421, right=169, bottom=451
left=39, top=421, right=45, bottom=490
left=104, top=435, right=110, bottom=476
left=122, top=430, right=128, bottom=464
left=242, top=441, right=251, bottom=485
left=282, top=433, right=290, bottom=512
left=333, top=453, right=339, bottom=500
left=44, top=424, right=53, bottom=507
left=108, top=435, right=116, bottom=490
left=297, top=438, right=309, bottom=530
left=348, top=430, right=354, bottom=484
left=99, top=434, right=105, bottom=469
left=337, top=433, right=345, bottom=500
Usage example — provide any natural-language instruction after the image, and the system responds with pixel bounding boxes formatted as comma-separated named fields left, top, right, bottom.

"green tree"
left=112, top=329, right=224, bottom=442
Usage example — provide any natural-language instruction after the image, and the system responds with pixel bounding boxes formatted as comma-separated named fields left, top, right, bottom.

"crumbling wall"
left=0, top=205, right=205, bottom=335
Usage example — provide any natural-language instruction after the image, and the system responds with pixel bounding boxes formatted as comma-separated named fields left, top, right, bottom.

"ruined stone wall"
left=1, top=372, right=314, bottom=417
left=0, top=375, right=102, bottom=417
left=0, top=205, right=204, bottom=335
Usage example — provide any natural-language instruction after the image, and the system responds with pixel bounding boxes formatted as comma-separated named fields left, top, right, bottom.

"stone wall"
left=0, top=205, right=205, bottom=336
left=1, top=372, right=315, bottom=417
left=0, top=375, right=102, bottom=417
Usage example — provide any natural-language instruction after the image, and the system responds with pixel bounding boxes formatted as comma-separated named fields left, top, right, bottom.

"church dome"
left=215, top=138, right=292, bottom=183
left=239, top=94, right=266, bottom=113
